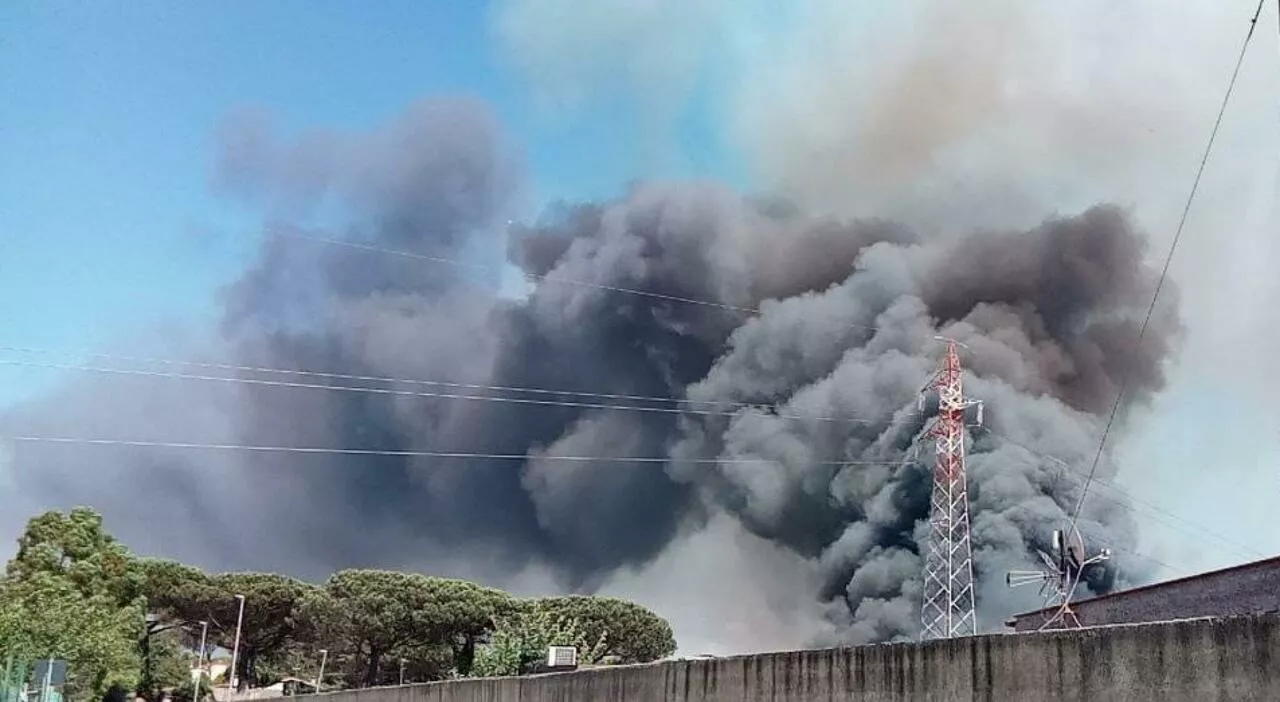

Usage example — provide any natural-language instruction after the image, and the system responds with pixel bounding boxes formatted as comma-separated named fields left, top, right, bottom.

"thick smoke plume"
left=1, top=93, right=1181, bottom=647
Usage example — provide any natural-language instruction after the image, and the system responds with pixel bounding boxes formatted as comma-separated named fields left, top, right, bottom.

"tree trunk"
left=362, top=648, right=382, bottom=688
left=139, top=630, right=153, bottom=698
left=452, top=636, right=476, bottom=677
left=236, top=651, right=256, bottom=692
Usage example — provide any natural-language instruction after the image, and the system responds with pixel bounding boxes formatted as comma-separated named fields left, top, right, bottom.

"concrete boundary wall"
left=295, top=614, right=1280, bottom=702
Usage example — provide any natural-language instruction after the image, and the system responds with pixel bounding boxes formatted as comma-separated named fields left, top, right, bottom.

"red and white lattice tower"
left=919, top=337, right=980, bottom=640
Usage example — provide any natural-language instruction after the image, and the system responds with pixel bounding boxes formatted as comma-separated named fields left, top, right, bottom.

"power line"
left=973, top=426, right=1265, bottom=561
left=975, top=426, right=1261, bottom=554
left=1090, top=537, right=1192, bottom=578
left=0, top=435, right=907, bottom=466
left=7, top=349, right=1259, bottom=560
left=273, top=229, right=891, bottom=334
left=273, top=229, right=766, bottom=316
left=0, top=358, right=902, bottom=426
left=1071, top=0, right=1269, bottom=528
left=1048, top=466, right=1262, bottom=562
left=0, top=344, right=791, bottom=411
left=0, top=434, right=1200, bottom=579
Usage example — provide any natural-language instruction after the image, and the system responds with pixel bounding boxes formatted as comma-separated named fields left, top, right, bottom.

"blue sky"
left=0, top=0, right=736, bottom=405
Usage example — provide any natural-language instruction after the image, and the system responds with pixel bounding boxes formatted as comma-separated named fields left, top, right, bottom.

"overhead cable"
left=273, top=229, right=765, bottom=316
left=0, top=435, right=1197, bottom=578
left=0, top=435, right=905, bottom=466
left=0, top=344, right=803, bottom=411
left=1071, top=0, right=1270, bottom=528
left=272, top=230, right=892, bottom=333
left=974, top=426, right=1265, bottom=561
left=0, top=358, right=906, bottom=426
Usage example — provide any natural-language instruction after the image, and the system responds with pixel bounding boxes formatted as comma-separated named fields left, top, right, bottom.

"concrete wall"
left=293, top=614, right=1280, bottom=702
left=1010, top=556, right=1280, bottom=632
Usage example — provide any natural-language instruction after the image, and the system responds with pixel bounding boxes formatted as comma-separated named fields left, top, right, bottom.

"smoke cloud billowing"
left=1, top=90, right=1181, bottom=647
left=12, top=0, right=1280, bottom=654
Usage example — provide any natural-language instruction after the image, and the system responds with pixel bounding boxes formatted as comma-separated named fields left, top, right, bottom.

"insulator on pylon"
left=918, top=390, right=940, bottom=416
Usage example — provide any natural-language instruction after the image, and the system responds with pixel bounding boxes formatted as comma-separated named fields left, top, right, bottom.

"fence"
left=286, top=613, right=1280, bottom=702
left=0, top=655, right=64, bottom=702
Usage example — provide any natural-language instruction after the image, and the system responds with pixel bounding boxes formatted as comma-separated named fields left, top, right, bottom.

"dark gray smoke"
left=0, top=97, right=1180, bottom=645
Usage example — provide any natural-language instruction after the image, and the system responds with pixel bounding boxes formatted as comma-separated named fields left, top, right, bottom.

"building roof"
left=1008, top=553, right=1280, bottom=625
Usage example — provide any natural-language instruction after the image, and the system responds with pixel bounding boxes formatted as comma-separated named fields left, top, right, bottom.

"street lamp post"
left=315, top=650, right=328, bottom=694
left=194, top=621, right=209, bottom=702
left=143, top=613, right=159, bottom=695
left=228, top=595, right=246, bottom=700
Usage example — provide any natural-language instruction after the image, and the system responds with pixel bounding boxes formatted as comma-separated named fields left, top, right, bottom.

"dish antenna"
left=1006, top=522, right=1111, bottom=630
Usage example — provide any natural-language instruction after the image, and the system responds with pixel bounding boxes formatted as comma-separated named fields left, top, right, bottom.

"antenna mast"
left=919, top=337, right=981, bottom=640
left=1006, top=523, right=1112, bottom=631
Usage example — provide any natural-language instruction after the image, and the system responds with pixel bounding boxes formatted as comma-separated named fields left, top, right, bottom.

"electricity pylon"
left=919, top=337, right=982, bottom=640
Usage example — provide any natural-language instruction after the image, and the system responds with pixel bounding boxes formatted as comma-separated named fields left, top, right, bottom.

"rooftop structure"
left=1006, top=554, right=1280, bottom=632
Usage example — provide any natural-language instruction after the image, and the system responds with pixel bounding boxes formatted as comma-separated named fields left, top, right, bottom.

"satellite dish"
left=1064, top=526, right=1087, bottom=575
left=1048, top=525, right=1086, bottom=575
left=1008, top=522, right=1113, bottom=632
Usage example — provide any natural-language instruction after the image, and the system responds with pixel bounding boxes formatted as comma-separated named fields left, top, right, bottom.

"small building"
left=278, top=678, right=319, bottom=697
left=1006, top=554, right=1280, bottom=632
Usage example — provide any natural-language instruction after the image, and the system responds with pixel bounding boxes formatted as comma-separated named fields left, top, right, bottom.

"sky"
left=3, top=0, right=1280, bottom=654
left=0, top=0, right=738, bottom=404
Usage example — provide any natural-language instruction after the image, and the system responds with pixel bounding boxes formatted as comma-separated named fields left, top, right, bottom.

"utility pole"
left=228, top=594, right=246, bottom=700
left=314, top=650, right=327, bottom=694
left=919, top=337, right=981, bottom=640
left=193, top=621, right=208, bottom=702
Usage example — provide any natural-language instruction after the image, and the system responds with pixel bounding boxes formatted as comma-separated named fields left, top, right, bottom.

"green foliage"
left=0, top=651, right=29, bottom=694
left=1, top=508, right=146, bottom=701
left=168, top=676, right=212, bottom=702
left=1, top=507, right=680, bottom=695
left=533, top=596, right=675, bottom=663
left=152, top=571, right=314, bottom=690
left=0, top=590, right=26, bottom=656
left=471, top=606, right=608, bottom=678
left=140, top=629, right=193, bottom=698
left=299, top=570, right=514, bottom=686
left=137, top=559, right=208, bottom=622
left=7, top=508, right=144, bottom=608
left=247, top=643, right=310, bottom=687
